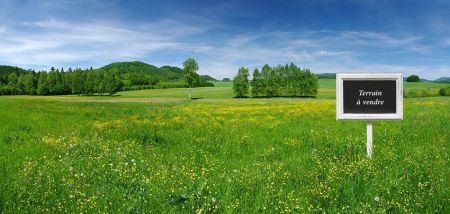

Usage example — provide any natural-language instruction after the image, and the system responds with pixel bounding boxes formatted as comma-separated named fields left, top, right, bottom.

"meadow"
left=0, top=80, right=449, bottom=213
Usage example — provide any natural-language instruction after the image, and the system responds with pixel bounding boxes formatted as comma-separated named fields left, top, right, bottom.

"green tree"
left=37, top=72, right=49, bottom=95
left=251, top=69, right=262, bottom=97
left=406, top=75, right=420, bottom=82
left=84, top=70, right=96, bottom=95
left=183, top=58, right=199, bottom=99
left=439, top=87, right=450, bottom=96
left=7, top=73, right=18, bottom=86
left=71, top=69, right=83, bottom=95
left=234, top=63, right=318, bottom=98
left=23, top=73, right=37, bottom=95
left=96, top=69, right=107, bottom=94
left=48, top=69, right=63, bottom=95
left=16, top=75, right=25, bottom=94
left=232, top=67, right=249, bottom=98
left=105, top=69, right=121, bottom=95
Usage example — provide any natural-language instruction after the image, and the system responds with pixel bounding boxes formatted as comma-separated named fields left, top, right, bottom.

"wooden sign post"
left=336, top=74, right=403, bottom=159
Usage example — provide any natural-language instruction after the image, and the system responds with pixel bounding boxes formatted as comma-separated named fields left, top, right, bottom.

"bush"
left=404, top=89, right=438, bottom=98
left=439, top=87, right=450, bottom=96
left=156, top=81, right=188, bottom=89
left=406, top=75, right=421, bottom=82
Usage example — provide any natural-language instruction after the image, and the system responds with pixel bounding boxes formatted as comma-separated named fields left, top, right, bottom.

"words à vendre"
left=356, top=90, right=384, bottom=106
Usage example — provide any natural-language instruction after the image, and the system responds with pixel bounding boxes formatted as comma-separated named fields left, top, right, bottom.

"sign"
left=336, top=73, right=403, bottom=159
left=337, top=74, right=403, bottom=120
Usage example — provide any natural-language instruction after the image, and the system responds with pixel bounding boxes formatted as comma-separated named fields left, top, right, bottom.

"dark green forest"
left=0, top=61, right=214, bottom=96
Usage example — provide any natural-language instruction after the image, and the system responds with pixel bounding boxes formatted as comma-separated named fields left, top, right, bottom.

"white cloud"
left=0, top=18, right=209, bottom=69
left=0, top=17, right=447, bottom=79
left=196, top=30, right=448, bottom=79
left=338, top=31, right=421, bottom=46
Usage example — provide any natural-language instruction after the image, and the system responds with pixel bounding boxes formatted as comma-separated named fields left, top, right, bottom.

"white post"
left=367, top=120, right=373, bottom=159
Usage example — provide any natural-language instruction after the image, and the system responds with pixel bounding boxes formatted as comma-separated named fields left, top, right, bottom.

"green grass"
left=118, top=86, right=234, bottom=99
left=116, top=79, right=338, bottom=99
left=117, top=80, right=234, bottom=99
left=114, top=79, right=447, bottom=100
left=0, top=94, right=449, bottom=212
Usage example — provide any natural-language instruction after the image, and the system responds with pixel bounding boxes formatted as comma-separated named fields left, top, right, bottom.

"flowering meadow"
left=0, top=94, right=449, bottom=213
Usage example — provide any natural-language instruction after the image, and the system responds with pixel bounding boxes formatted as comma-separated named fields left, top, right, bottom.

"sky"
left=0, top=0, right=449, bottom=79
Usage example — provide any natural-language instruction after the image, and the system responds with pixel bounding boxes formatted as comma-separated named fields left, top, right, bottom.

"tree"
left=62, top=69, right=72, bottom=94
left=37, top=72, right=49, bottom=95
left=96, top=69, right=107, bottom=94
left=23, top=73, right=37, bottom=95
left=222, top=78, right=231, bottom=82
left=105, top=69, right=121, bottom=95
left=84, top=70, right=96, bottom=95
left=439, top=87, right=450, bottom=96
left=48, top=69, right=63, bottom=95
left=233, top=63, right=318, bottom=98
left=183, top=58, right=199, bottom=99
left=7, top=73, right=18, bottom=86
left=406, top=75, right=420, bottom=82
left=232, top=67, right=249, bottom=98
left=71, top=69, right=84, bottom=95
left=251, top=69, right=262, bottom=97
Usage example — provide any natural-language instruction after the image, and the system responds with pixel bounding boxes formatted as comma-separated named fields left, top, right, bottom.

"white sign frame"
left=336, top=73, right=403, bottom=120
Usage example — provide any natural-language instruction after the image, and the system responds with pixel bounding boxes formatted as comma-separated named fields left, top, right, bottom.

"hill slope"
left=317, top=73, right=336, bottom=79
left=434, top=77, right=450, bottom=83
left=101, top=61, right=184, bottom=82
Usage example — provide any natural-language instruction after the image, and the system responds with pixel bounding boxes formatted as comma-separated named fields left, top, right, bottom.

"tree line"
left=0, top=67, right=122, bottom=96
left=233, top=63, right=319, bottom=98
left=0, top=58, right=214, bottom=96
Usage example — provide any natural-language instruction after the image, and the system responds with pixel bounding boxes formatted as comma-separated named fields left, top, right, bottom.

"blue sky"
left=0, top=0, right=449, bottom=79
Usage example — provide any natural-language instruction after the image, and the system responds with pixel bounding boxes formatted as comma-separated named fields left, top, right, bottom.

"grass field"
left=115, top=80, right=449, bottom=100
left=0, top=80, right=449, bottom=213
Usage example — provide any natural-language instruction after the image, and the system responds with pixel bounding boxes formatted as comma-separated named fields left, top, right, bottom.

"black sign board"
left=343, top=80, right=396, bottom=114
left=336, top=74, right=403, bottom=120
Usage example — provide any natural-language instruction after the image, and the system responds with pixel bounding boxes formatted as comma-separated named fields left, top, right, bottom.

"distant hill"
left=434, top=77, right=450, bottom=83
left=101, top=61, right=184, bottom=81
left=100, top=61, right=216, bottom=83
left=421, top=79, right=433, bottom=82
left=200, top=75, right=216, bottom=81
left=99, top=61, right=215, bottom=88
left=0, top=65, right=32, bottom=85
left=317, top=73, right=336, bottom=79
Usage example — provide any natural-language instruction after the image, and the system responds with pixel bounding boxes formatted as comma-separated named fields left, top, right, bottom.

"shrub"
left=156, top=81, right=189, bottom=89
left=404, top=89, right=438, bottom=98
left=439, top=86, right=450, bottom=96
left=406, top=75, right=421, bottom=82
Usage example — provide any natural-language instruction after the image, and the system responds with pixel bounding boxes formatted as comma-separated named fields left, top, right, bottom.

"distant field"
left=114, top=79, right=448, bottom=100
left=0, top=79, right=449, bottom=212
